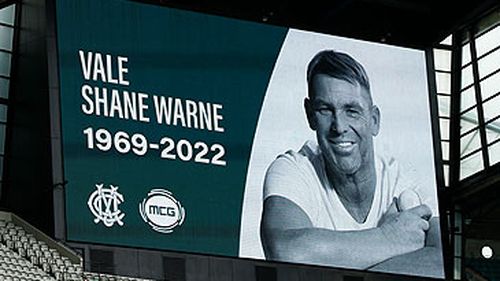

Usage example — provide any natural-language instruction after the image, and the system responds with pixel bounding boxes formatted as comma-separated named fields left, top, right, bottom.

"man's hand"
left=378, top=190, right=422, bottom=226
left=378, top=204, right=432, bottom=256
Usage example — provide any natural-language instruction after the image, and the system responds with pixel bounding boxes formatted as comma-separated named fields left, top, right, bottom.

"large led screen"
left=56, top=0, right=444, bottom=278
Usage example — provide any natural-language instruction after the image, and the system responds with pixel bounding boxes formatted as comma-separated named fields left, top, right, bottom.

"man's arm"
left=260, top=196, right=432, bottom=270
left=368, top=217, right=444, bottom=277
left=426, top=217, right=442, bottom=248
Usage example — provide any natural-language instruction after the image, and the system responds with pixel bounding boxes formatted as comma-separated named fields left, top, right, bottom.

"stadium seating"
left=0, top=211, right=154, bottom=281
left=466, top=258, right=500, bottom=281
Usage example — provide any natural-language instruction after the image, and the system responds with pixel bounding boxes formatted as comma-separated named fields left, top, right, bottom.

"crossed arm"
left=260, top=196, right=440, bottom=270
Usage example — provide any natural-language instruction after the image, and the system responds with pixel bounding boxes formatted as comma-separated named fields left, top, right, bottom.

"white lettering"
left=81, top=84, right=94, bottom=114
left=81, top=85, right=225, bottom=132
left=78, top=51, right=130, bottom=86
left=153, top=95, right=173, bottom=125
left=198, top=101, right=212, bottom=131
left=79, top=50, right=93, bottom=81
left=117, top=56, right=129, bottom=86
left=92, top=53, right=107, bottom=83
left=94, top=86, right=108, bottom=116
left=106, top=54, right=118, bottom=84
left=213, top=104, right=224, bottom=132
left=79, top=85, right=149, bottom=122
left=138, top=93, right=150, bottom=122
left=173, top=98, right=186, bottom=127
left=123, top=90, right=137, bottom=120
left=109, top=89, right=123, bottom=118
left=152, top=95, right=224, bottom=132
left=185, top=99, right=198, bottom=129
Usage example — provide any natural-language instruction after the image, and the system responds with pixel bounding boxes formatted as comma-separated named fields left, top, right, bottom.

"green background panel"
left=57, top=0, right=287, bottom=256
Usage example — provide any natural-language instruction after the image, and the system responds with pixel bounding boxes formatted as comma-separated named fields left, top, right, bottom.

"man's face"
left=305, top=74, right=380, bottom=175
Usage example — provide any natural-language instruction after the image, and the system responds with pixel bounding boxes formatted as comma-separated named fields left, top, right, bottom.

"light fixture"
left=481, top=245, right=493, bottom=259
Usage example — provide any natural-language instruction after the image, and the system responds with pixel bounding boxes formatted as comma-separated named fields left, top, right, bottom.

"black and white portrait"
left=239, top=29, right=443, bottom=278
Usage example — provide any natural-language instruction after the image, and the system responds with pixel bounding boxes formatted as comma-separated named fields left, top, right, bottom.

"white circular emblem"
left=139, top=189, right=185, bottom=233
left=88, top=184, right=125, bottom=227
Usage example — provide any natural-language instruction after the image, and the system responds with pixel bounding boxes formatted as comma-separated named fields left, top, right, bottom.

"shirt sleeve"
left=262, top=150, right=318, bottom=221
left=391, top=158, right=439, bottom=217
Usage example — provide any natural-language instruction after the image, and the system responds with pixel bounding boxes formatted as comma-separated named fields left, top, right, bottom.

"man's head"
left=304, top=50, right=380, bottom=176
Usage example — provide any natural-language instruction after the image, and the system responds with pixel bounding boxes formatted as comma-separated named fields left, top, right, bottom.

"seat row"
left=0, top=218, right=155, bottom=281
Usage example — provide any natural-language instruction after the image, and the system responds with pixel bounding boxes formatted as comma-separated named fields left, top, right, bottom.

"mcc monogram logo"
left=87, top=183, right=125, bottom=227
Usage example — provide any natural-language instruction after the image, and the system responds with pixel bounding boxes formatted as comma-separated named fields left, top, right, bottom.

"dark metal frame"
left=0, top=0, right=20, bottom=205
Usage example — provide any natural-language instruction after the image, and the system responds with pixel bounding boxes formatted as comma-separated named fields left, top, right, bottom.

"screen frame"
left=46, top=0, right=449, bottom=279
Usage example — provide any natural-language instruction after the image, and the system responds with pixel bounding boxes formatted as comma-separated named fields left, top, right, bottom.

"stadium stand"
left=464, top=267, right=489, bottom=281
left=466, top=258, right=500, bottom=281
left=0, top=211, right=155, bottom=281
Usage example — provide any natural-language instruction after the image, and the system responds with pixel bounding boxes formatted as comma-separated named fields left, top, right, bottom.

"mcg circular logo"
left=139, top=189, right=185, bottom=234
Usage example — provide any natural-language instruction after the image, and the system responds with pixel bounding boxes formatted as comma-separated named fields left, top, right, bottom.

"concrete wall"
left=2, top=0, right=54, bottom=235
